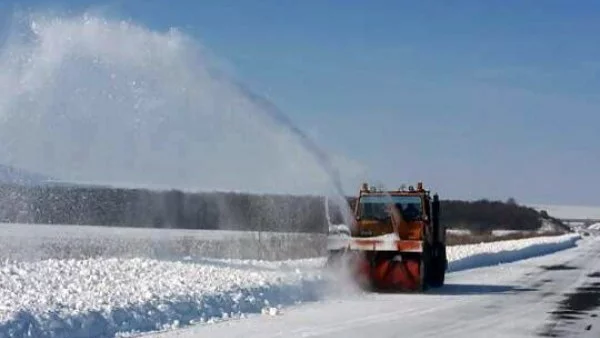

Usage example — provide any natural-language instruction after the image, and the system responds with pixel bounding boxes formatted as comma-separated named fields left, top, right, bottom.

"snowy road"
left=148, top=236, right=600, bottom=338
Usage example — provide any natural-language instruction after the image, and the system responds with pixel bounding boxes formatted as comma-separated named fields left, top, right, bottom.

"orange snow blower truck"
left=327, top=182, right=447, bottom=291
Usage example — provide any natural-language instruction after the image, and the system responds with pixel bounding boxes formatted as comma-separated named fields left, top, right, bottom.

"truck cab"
left=327, top=182, right=447, bottom=291
left=352, top=182, right=445, bottom=248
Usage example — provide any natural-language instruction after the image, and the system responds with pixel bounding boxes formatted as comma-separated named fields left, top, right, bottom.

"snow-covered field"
left=0, top=223, right=325, bottom=261
left=0, top=223, right=581, bottom=338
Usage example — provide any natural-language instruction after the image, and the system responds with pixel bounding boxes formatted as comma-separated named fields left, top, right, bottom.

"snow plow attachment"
left=326, top=182, right=447, bottom=292
left=327, top=235, right=428, bottom=291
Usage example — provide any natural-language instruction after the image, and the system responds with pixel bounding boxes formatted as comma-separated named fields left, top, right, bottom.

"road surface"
left=146, top=236, right=600, bottom=338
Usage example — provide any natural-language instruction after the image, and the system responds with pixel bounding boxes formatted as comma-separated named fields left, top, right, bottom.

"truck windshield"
left=358, top=195, right=423, bottom=221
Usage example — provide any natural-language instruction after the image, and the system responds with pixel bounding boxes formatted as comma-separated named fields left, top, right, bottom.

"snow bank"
left=588, top=223, right=600, bottom=230
left=447, top=234, right=581, bottom=272
left=0, top=234, right=581, bottom=338
left=0, top=258, right=325, bottom=338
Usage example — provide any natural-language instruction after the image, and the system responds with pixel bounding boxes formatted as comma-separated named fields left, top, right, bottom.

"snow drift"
left=0, top=233, right=581, bottom=338
left=0, top=258, right=325, bottom=337
left=447, top=234, right=581, bottom=272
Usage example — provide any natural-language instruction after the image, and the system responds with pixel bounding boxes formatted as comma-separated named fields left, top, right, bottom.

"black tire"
left=420, top=244, right=431, bottom=291
left=428, top=244, right=446, bottom=288
left=429, top=269, right=445, bottom=287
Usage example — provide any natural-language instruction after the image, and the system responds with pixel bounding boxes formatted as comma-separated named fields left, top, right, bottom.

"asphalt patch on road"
left=539, top=281, right=600, bottom=336
left=548, top=310, right=585, bottom=320
left=560, top=285, right=600, bottom=313
left=541, top=264, right=578, bottom=271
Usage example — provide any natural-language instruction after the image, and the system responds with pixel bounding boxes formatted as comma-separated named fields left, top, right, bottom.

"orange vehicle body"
left=327, top=182, right=447, bottom=292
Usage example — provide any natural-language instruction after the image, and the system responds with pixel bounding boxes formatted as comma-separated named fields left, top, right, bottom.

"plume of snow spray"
left=0, top=10, right=357, bottom=260
left=0, top=12, right=351, bottom=197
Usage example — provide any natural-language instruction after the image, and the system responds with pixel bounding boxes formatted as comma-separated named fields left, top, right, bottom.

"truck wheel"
left=429, top=268, right=445, bottom=287
left=420, top=245, right=431, bottom=291
left=428, top=244, right=446, bottom=288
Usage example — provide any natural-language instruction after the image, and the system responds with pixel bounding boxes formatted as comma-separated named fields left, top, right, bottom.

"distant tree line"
left=0, top=183, right=552, bottom=232
left=0, top=183, right=338, bottom=233
left=439, top=199, right=546, bottom=231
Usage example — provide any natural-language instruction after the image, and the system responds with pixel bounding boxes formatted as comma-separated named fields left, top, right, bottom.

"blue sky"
left=1, top=0, right=599, bottom=205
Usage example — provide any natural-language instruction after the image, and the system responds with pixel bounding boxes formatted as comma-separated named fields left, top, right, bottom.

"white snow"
left=327, top=224, right=351, bottom=235
left=0, top=257, right=325, bottom=337
left=154, top=233, right=598, bottom=338
left=588, top=223, right=600, bottom=230
left=447, top=229, right=471, bottom=236
left=446, top=233, right=580, bottom=272
left=491, top=229, right=522, bottom=236
left=0, top=226, right=581, bottom=338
